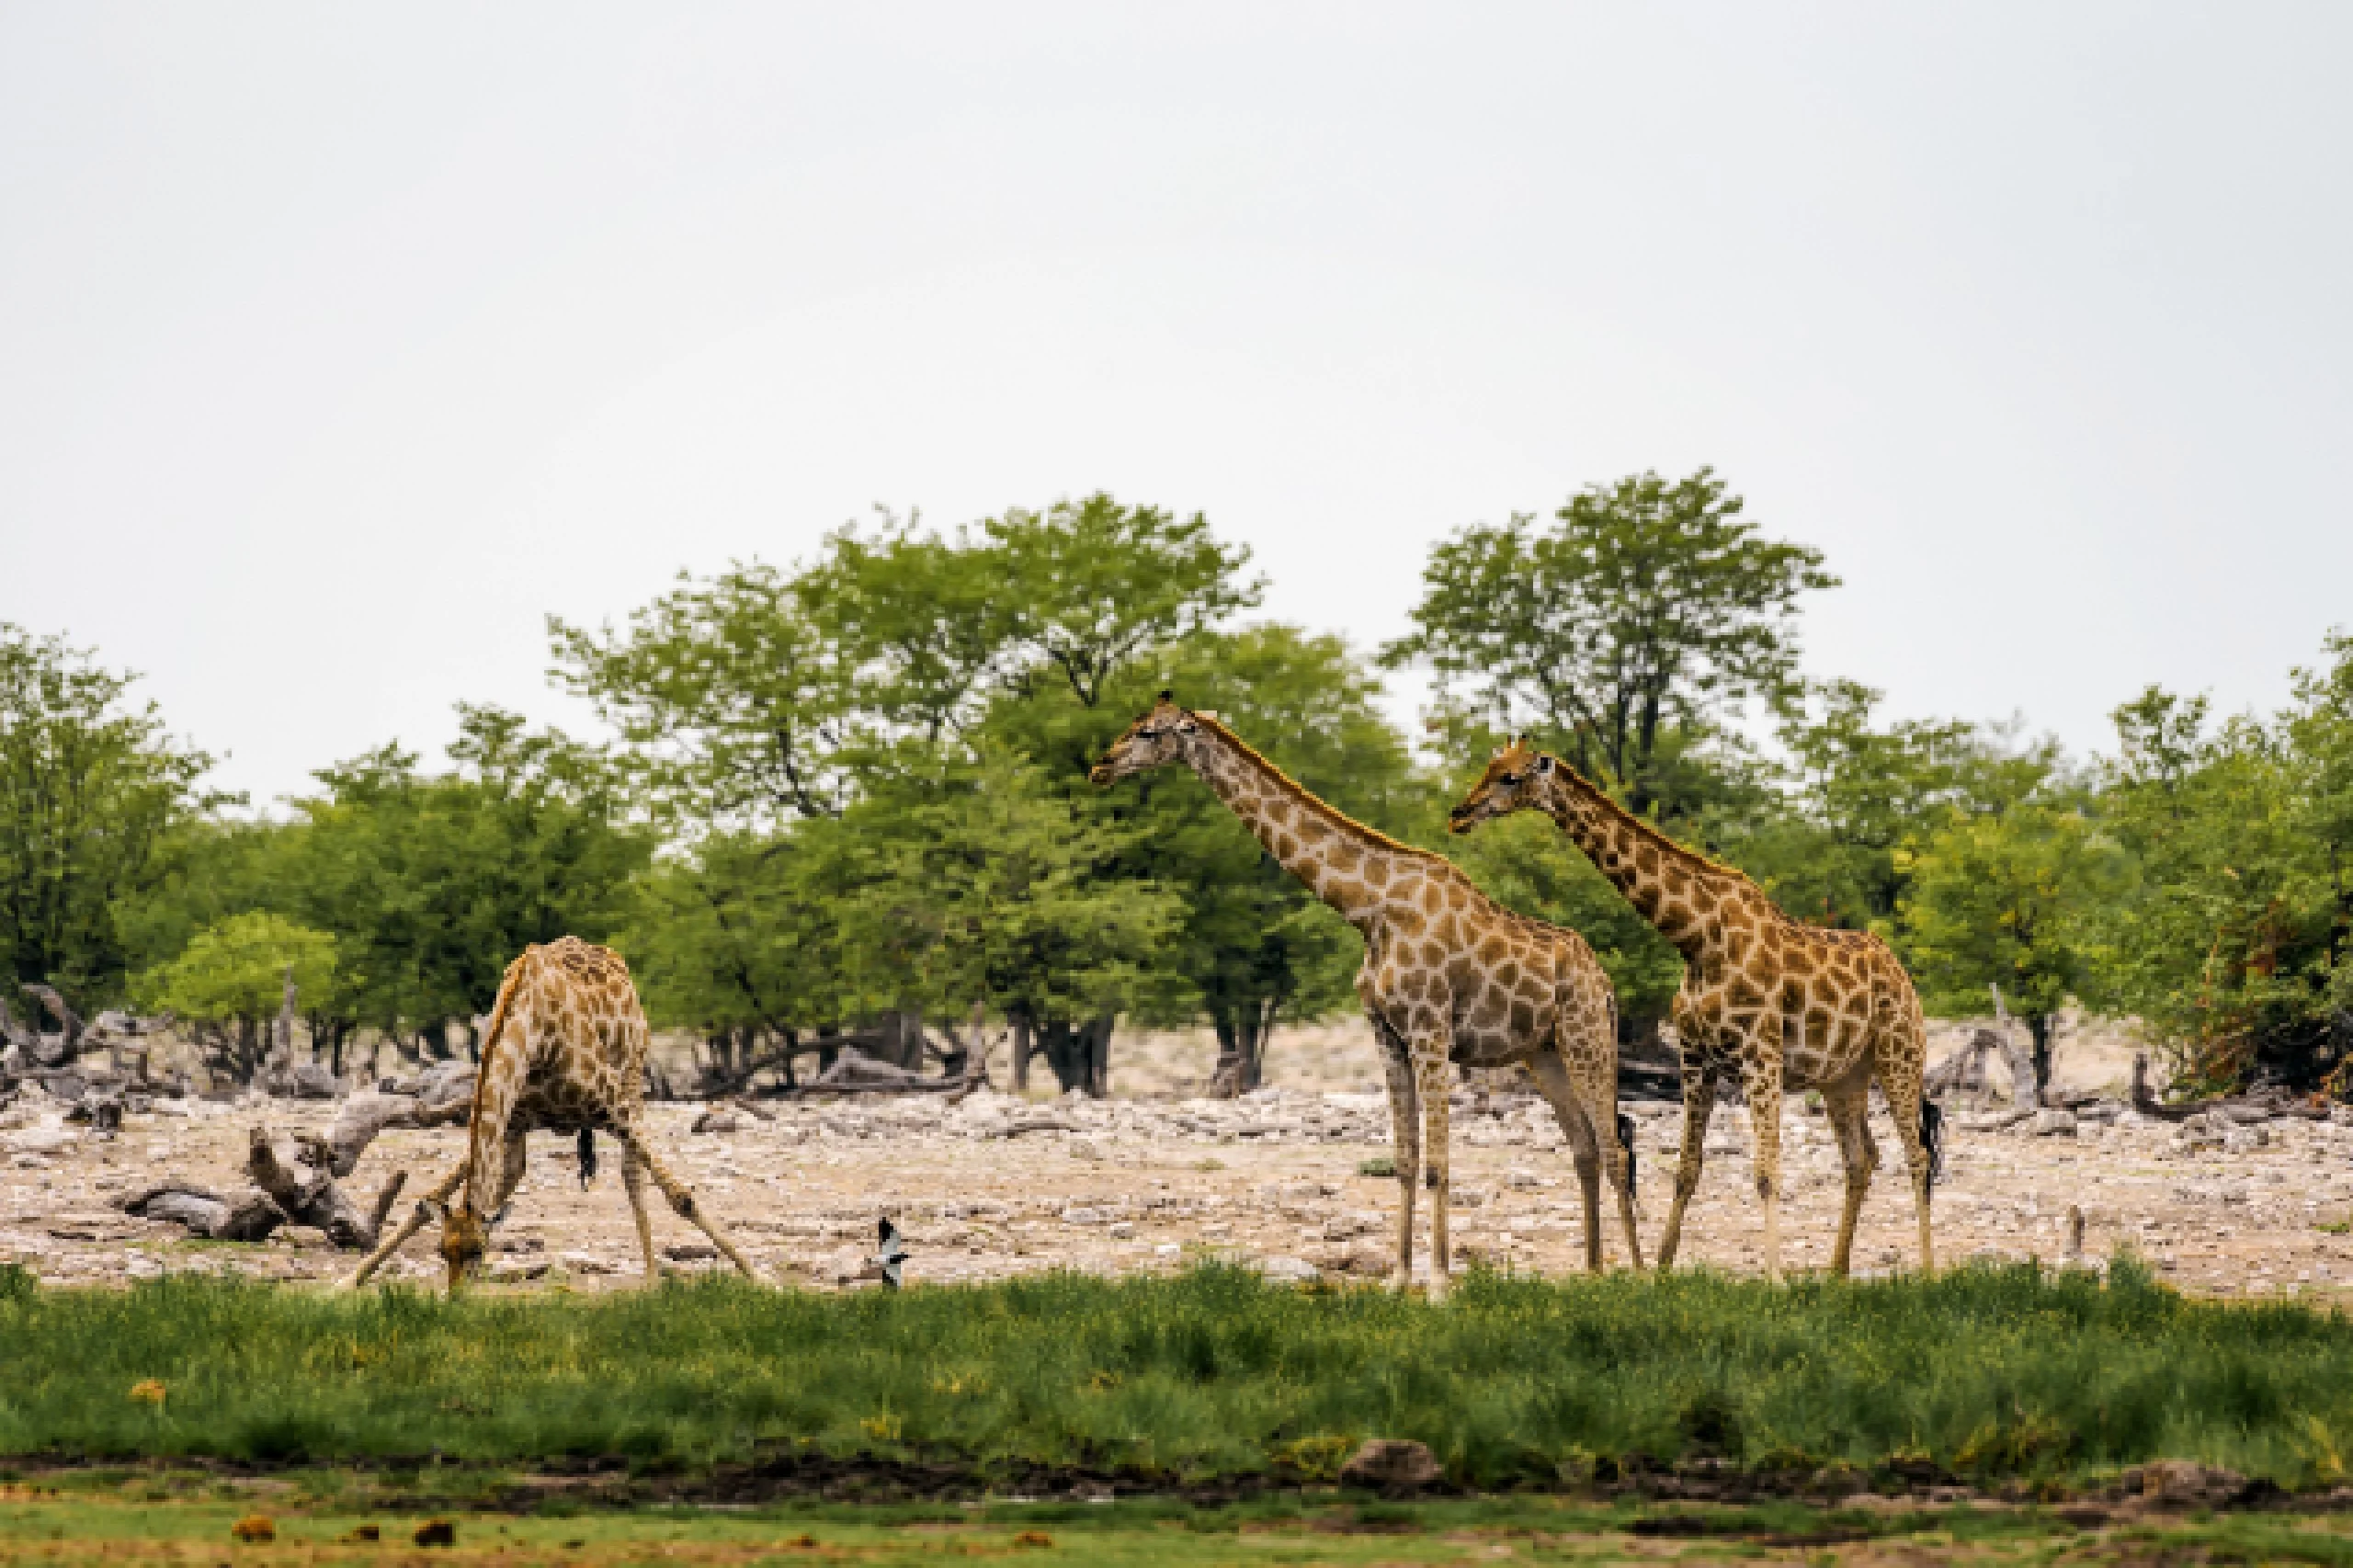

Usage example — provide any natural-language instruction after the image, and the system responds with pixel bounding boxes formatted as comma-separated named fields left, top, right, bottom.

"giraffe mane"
left=1532, top=751, right=1776, bottom=899
left=1191, top=711, right=1451, bottom=871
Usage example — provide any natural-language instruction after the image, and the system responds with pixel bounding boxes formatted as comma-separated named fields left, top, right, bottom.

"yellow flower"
left=128, top=1380, right=166, bottom=1409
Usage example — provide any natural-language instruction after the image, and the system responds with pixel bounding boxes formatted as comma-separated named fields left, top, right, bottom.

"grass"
left=4, top=1259, right=2353, bottom=1494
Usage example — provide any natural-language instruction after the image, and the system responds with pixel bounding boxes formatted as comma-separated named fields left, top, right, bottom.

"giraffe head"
left=425, top=1198, right=508, bottom=1292
left=1447, top=736, right=1563, bottom=834
left=1089, top=691, right=1205, bottom=785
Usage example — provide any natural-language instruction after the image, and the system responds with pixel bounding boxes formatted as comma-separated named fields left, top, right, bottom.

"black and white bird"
left=872, top=1217, right=910, bottom=1290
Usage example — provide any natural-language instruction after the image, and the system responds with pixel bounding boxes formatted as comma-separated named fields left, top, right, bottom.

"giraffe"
left=1092, top=694, right=1639, bottom=1297
left=1449, top=741, right=1936, bottom=1282
left=345, top=937, right=760, bottom=1292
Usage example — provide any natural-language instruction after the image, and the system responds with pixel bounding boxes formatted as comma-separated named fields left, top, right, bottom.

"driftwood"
left=247, top=1127, right=404, bottom=1249
left=1926, top=1029, right=2003, bottom=1102
left=321, top=1063, right=476, bottom=1176
left=2128, top=1051, right=2330, bottom=1124
left=119, top=1181, right=286, bottom=1242
left=780, top=1046, right=967, bottom=1096
left=991, top=1114, right=1081, bottom=1138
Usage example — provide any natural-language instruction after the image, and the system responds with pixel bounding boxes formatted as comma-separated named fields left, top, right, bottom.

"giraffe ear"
left=425, top=1199, right=450, bottom=1224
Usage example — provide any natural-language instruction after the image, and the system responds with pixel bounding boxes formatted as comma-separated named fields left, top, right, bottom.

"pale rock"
left=1252, top=1255, right=1320, bottom=1286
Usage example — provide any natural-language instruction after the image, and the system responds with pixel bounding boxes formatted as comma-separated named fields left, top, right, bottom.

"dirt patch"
left=2, top=1015, right=2348, bottom=1300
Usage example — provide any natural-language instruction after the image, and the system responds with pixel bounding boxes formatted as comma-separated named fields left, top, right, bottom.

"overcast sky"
left=4, top=5, right=2347, bottom=805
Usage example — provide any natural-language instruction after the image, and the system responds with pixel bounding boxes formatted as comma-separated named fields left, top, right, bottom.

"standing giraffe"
left=345, top=937, right=760, bottom=1292
left=1449, top=741, right=1936, bottom=1281
left=1092, top=695, right=1638, bottom=1296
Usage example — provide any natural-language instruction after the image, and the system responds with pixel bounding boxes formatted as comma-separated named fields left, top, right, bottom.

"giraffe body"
left=344, top=937, right=759, bottom=1292
left=1096, top=697, right=1638, bottom=1298
left=1451, top=743, right=1935, bottom=1281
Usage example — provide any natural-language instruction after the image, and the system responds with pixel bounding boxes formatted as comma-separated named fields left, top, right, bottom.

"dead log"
left=120, top=1180, right=288, bottom=1242
left=322, top=1064, right=475, bottom=1177
left=1927, top=1028, right=2002, bottom=1101
left=249, top=1127, right=382, bottom=1247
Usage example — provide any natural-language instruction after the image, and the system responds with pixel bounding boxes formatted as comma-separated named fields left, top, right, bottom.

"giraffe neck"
left=1183, top=722, right=1415, bottom=927
left=1539, top=768, right=1745, bottom=959
left=460, top=963, right=528, bottom=1215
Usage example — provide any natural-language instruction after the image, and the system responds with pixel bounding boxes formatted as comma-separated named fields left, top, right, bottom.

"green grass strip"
left=3, top=1259, right=2350, bottom=1491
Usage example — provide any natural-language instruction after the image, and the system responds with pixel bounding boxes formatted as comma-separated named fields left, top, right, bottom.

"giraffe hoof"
left=1387, top=1269, right=1414, bottom=1294
left=1425, top=1276, right=1451, bottom=1305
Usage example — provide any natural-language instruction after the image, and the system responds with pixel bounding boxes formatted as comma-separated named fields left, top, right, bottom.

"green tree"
left=284, top=707, right=653, bottom=1063
left=1722, top=680, right=2062, bottom=928
left=2087, top=653, right=2350, bottom=1095
left=550, top=562, right=858, bottom=829
left=1384, top=468, right=1835, bottom=814
left=847, top=747, right=1183, bottom=1095
left=622, top=821, right=864, bottom=1092
left=1897, top=801, right=2126, bottom=1099
left=0, top=625, right=215, bottom=1006
left=986, top=493, right=1261, bottom=710
left=133, top=911, right=336, bottom=1085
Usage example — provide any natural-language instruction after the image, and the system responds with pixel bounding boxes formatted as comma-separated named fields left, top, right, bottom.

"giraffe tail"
left=577, top=1127, right=597, bottom=1190
left=1921, top=1100, right=1946, bottom=1191
left=1616, top=1110, right=1638, bottom=1202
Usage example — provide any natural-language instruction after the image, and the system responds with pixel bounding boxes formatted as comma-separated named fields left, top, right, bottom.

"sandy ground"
left=1, top=1016, right=2341, bottom=1298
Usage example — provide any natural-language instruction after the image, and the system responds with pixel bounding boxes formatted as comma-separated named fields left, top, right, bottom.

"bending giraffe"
left=1093, top=694, right=1639, bottom=1297
left=345, top=937, right=759, bottom=1292
left=1449, top=741, right=1937, bottom=1281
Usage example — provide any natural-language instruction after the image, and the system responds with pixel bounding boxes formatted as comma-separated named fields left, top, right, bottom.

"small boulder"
left=1253, top=1255, right=1321, bottom=1286
left=2134, top=1460, right=2252, bottom=1507
left=1339, top=1437, right=1443, bottom=1491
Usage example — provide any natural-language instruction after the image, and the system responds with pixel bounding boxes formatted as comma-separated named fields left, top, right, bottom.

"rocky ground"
left=2, top=1018, right=2347, bottom=1297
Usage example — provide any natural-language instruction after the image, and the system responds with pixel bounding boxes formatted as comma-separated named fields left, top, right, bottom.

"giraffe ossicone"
left=1450, top=740, right=1936, bottom=1281
left=1093, top=694, right=1640, bottom=1298
left=343, top=937, right=760, bottom=1294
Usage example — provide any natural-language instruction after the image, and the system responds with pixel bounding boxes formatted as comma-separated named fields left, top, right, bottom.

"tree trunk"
left=1010, top=1015, right=1032, bottom=1093
left=1084, top=1014, right=1113, bottom=1099
left=2029, top=1013, right=2057, bottom=1102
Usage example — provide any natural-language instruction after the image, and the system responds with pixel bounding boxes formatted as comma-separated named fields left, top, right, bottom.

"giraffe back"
left=473, top=937, right=650, bottom=1133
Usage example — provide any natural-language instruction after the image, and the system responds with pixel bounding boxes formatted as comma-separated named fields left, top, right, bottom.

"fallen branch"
left=991, top=1115, right=1080, bottom=1139
left=119, top=1181, right=286, bottom=1242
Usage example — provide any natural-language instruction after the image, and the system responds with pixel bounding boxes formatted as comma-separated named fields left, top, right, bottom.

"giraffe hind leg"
left=1820, top=1073, right=1878, bottom=1278
left=610, top=1116, right=761, bottom=1282
left=621, top=1147, right=660, bottom=1282
left=1416, top=1048, right=1453, bottom=1302
left=1526, top=1048, right=1608, bottom=1272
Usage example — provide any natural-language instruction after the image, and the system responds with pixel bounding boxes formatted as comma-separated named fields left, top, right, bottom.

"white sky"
left=4, top=5, right=2348, bottom=805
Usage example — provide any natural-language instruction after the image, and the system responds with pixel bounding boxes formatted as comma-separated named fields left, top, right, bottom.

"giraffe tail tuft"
left=1616, top=1111, right=1638, bottom=1202
left=577, top=1128, right=597, bottom=1190
left=1921, top=1100, right=1945, bottom=1191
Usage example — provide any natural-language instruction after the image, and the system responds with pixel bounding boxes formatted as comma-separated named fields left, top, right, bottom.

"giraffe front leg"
left=1655, top=1058, right=1717, bottom=1273
left=610, top=1117, right=761, bottom=1283
left=621, top=1147, right=659, bottom=1283
left=344, top=1162, right=467, bottom=1289
left=1821, top=1074, right=1878, bottom=1278
left=1877, top=1046, right=1938, bottom=1276
left=1415, top=1040, right=1454, bottom=1303
left=1379, top=1033, right=1420, bottom=1293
